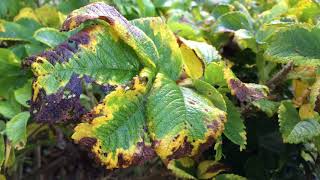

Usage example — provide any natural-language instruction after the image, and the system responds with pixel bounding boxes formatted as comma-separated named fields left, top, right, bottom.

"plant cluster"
left=0, top=0, right=320, bottom=179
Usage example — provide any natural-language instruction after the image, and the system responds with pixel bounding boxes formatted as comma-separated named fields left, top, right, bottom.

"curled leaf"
left=61, top=2, right=158, bottom=68
left=224, top=66, right=268, bottom=102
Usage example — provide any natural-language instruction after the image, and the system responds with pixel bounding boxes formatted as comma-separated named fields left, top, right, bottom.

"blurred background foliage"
left=0, top=0, right=320, bottom=179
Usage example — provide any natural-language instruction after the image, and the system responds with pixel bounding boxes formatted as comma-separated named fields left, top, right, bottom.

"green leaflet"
left=223, top=97, right=247, bottom=151
left=31, top=23, right=141, bottom=95
left=278, top=101, right=320, bottom=144
left=265, top=26, right=320, bottom=65
left=213, top=11, right=253, bottom=33
left=6, top=112, right=30, bottom=149
left=61, top=2, right=159, bottom=68
left=252, top=99, right=280, bottom=117
left=33, top=28, right=68, bottom=48
left=147, top=73, right=226, bottom=161
left=204, top=62, right=226, bottom=87
left=14, top=80, right=32, bottom=107
left=193, top=79, right=226, bottom=112
left=131, top=17, right=183, bottom=80
left=0, top=19, right=40, bottom=41
left=72, top=69, right=155, bottom=169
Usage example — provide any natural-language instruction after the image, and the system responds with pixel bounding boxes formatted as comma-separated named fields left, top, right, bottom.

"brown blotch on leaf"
left=167, top=136, right=193, bottom=161
left=206, top=163, right=229, bottom=173
left=229, top=79, right=265, bottom=102
left=79, top=137, right=97, bottom=150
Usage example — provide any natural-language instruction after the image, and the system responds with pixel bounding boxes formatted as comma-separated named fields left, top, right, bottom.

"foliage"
left=0, top=0, right=319, bottom=179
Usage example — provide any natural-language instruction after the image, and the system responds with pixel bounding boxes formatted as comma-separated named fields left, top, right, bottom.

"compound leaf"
left=147, top=73, right=226, bottom=161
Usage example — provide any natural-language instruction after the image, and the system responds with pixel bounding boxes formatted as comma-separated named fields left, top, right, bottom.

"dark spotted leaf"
left=131, top=17, right=183, bottom=80
left=224, top=66, right=268, bottom=102
left=26, top=21, right=143, bottom=122
left=278, top=101, right=320, bottom=144
left=146, top=73, right=226, bottom=162
left=72, top=69, right=155, bottom=169
left=61, top=2, right=158, bottom=68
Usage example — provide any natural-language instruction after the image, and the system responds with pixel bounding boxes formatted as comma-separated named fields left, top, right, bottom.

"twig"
left=266, top=61, right=294, bottom=90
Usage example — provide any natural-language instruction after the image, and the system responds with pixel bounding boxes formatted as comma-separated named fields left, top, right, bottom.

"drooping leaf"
left=34, top=28, right=68, bottom=48
left=167, top=157, right=197, bottom=180
left=224, top=65, right=268, bottom=102
left=223, top=97, right=247, bottom=151
left=197, top=160, right=228, bottom=179
left=278, top=101, right=320, bottom=144
left=147, top=73, right=226, bottom=161
left=265, top=26, right=320, bottom=65
left=61, top=2, right=159, bottom=68
left=6, top=112, right=30, bottom=149
left=72, top=69, right=155, bottom=169
left=131, top=17, right=183, bottom=80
